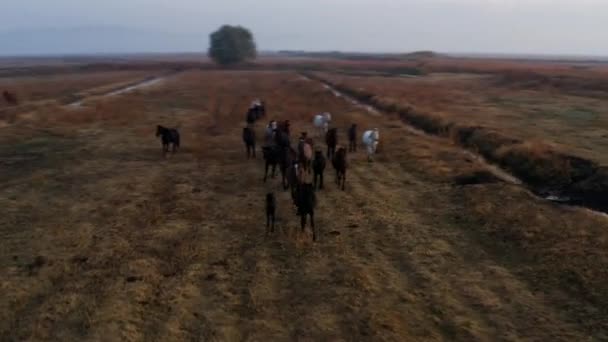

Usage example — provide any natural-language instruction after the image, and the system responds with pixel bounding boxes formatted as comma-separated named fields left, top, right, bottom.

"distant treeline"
left=274, top=50, right=440, bottom=61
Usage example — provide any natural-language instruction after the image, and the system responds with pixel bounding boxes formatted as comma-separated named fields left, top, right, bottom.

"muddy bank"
left=306, top=73, right=608, bottom=213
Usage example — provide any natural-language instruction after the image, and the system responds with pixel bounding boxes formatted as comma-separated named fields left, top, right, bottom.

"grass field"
left=0, top=70, right=161, bottom=110
left=2, top=67, right=608, bottom=341
left=312, top=72, right=608, bottom=165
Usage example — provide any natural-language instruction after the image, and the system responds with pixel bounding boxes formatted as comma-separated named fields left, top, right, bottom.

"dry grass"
left=0, top=71, right=156, bottom=108
left=312, top=71, right=608, bottom=164
left=1, top=69, right=608, bottom=341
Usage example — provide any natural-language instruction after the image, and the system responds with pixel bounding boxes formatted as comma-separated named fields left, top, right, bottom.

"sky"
left=0, top=0, right=607, bottom=56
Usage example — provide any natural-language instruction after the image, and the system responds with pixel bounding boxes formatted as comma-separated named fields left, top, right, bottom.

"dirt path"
left=1, top=70, right=606, bottom=341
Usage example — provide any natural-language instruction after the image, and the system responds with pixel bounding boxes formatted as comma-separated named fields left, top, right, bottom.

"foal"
left=156, top=125, right=180, bottom=156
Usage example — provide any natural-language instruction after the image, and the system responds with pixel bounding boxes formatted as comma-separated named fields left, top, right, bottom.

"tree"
left=208, top=25, right=257, bottom=66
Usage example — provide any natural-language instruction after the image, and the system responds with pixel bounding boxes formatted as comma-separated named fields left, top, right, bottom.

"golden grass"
left=1, top=69, right=608, bottom=341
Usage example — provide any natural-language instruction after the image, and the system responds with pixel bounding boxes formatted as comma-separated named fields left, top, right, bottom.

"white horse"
left=313, top=112, right=332, bottom=137
left=362, top=128, right=380, bottom=162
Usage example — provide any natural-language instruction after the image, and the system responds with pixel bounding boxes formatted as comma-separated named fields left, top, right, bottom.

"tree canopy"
left=208, top=25, right=257, bottom=66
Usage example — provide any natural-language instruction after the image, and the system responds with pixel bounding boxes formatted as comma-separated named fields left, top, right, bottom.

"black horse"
left=297, top=183, right=317, bottom=241
left=313, top=150, right=326, bottom=190
left=332, top=147, right=347, bottom=191
left=156, top=125, right=180, bottom=156
left=348, top=124, right=357, bottom=152
left=242, top=127, right=256, bottom=159
left=326, top=128, right=338, bottom=160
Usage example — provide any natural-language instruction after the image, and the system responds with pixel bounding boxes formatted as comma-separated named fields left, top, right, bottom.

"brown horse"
left=332, top=147, right=347, bottom=191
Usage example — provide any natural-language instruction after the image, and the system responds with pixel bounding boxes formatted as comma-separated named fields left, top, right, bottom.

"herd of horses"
left=155, top=99, right=380, bottom=242
left=244, top=100, right=380, bottom=241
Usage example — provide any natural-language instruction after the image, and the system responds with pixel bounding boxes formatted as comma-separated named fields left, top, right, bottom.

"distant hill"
left=0, top=27, right=202, bottom=56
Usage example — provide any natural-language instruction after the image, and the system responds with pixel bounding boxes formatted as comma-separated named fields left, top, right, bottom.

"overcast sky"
left=1, top=0, right=607, bottom=55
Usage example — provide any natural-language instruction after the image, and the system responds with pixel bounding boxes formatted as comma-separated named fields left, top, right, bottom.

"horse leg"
left=271, top=163, right=277, bottom=178
left=271, top=214, right=275, bottom=233
left=282, top=167, right=288, bottom=190
left=264, top=162, right=269, bottom=182
left=301, top=213, right=306, bottom=232
left=252, top=144, right=256, bottom=159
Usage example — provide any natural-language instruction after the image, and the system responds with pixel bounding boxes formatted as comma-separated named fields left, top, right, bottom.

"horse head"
left=156, top=125, right=164, bottom=137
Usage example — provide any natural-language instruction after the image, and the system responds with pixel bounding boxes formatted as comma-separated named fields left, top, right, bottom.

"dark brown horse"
left=242, top=127, right=256, bottom=159
left=156, top=125, right=180, bottom=156
left=296, top=183, right=317, bottom=241
left=2, top=91, right=18, bottom=106
left=332, top=147, right=347, bottom=191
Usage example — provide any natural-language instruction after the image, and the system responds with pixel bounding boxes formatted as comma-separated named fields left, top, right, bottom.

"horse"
left=254, top=100, right=265, bottom=119
left=332, top=147, right=347, bottom=190
left=313, top=112, right=332, bottom=137
left=2, top=91, right=18, bottom=106
left=297, top=139, right=313, bottom=170
left=266, top=192, right=276, bottom=234
left=313, top=150, right=326, bottom=190
left=262, top=146, right=280, bottom=182
left=242, top=127, right=256, bottom=159
left=246, top=109, right=257, bottom=125
left=296, top=183, right=317, bottom=241
left=156, top=125, right=180, bottom=156
left=246, top=99, right=265, bottom=124
left=277, top=120, right=291, bottom=137
left=326, top=128, right=338, bottom=160
left=348, top=124, right=357, bottom=152
left=264, top=121, right=276, bottom=145
left=362, top=129, right=380, bottom=162
left=287, top=161, right=300, bottom=206
left=275, top=125, right=291, bottom=149
left=263, top=144, right=296, bottom=190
